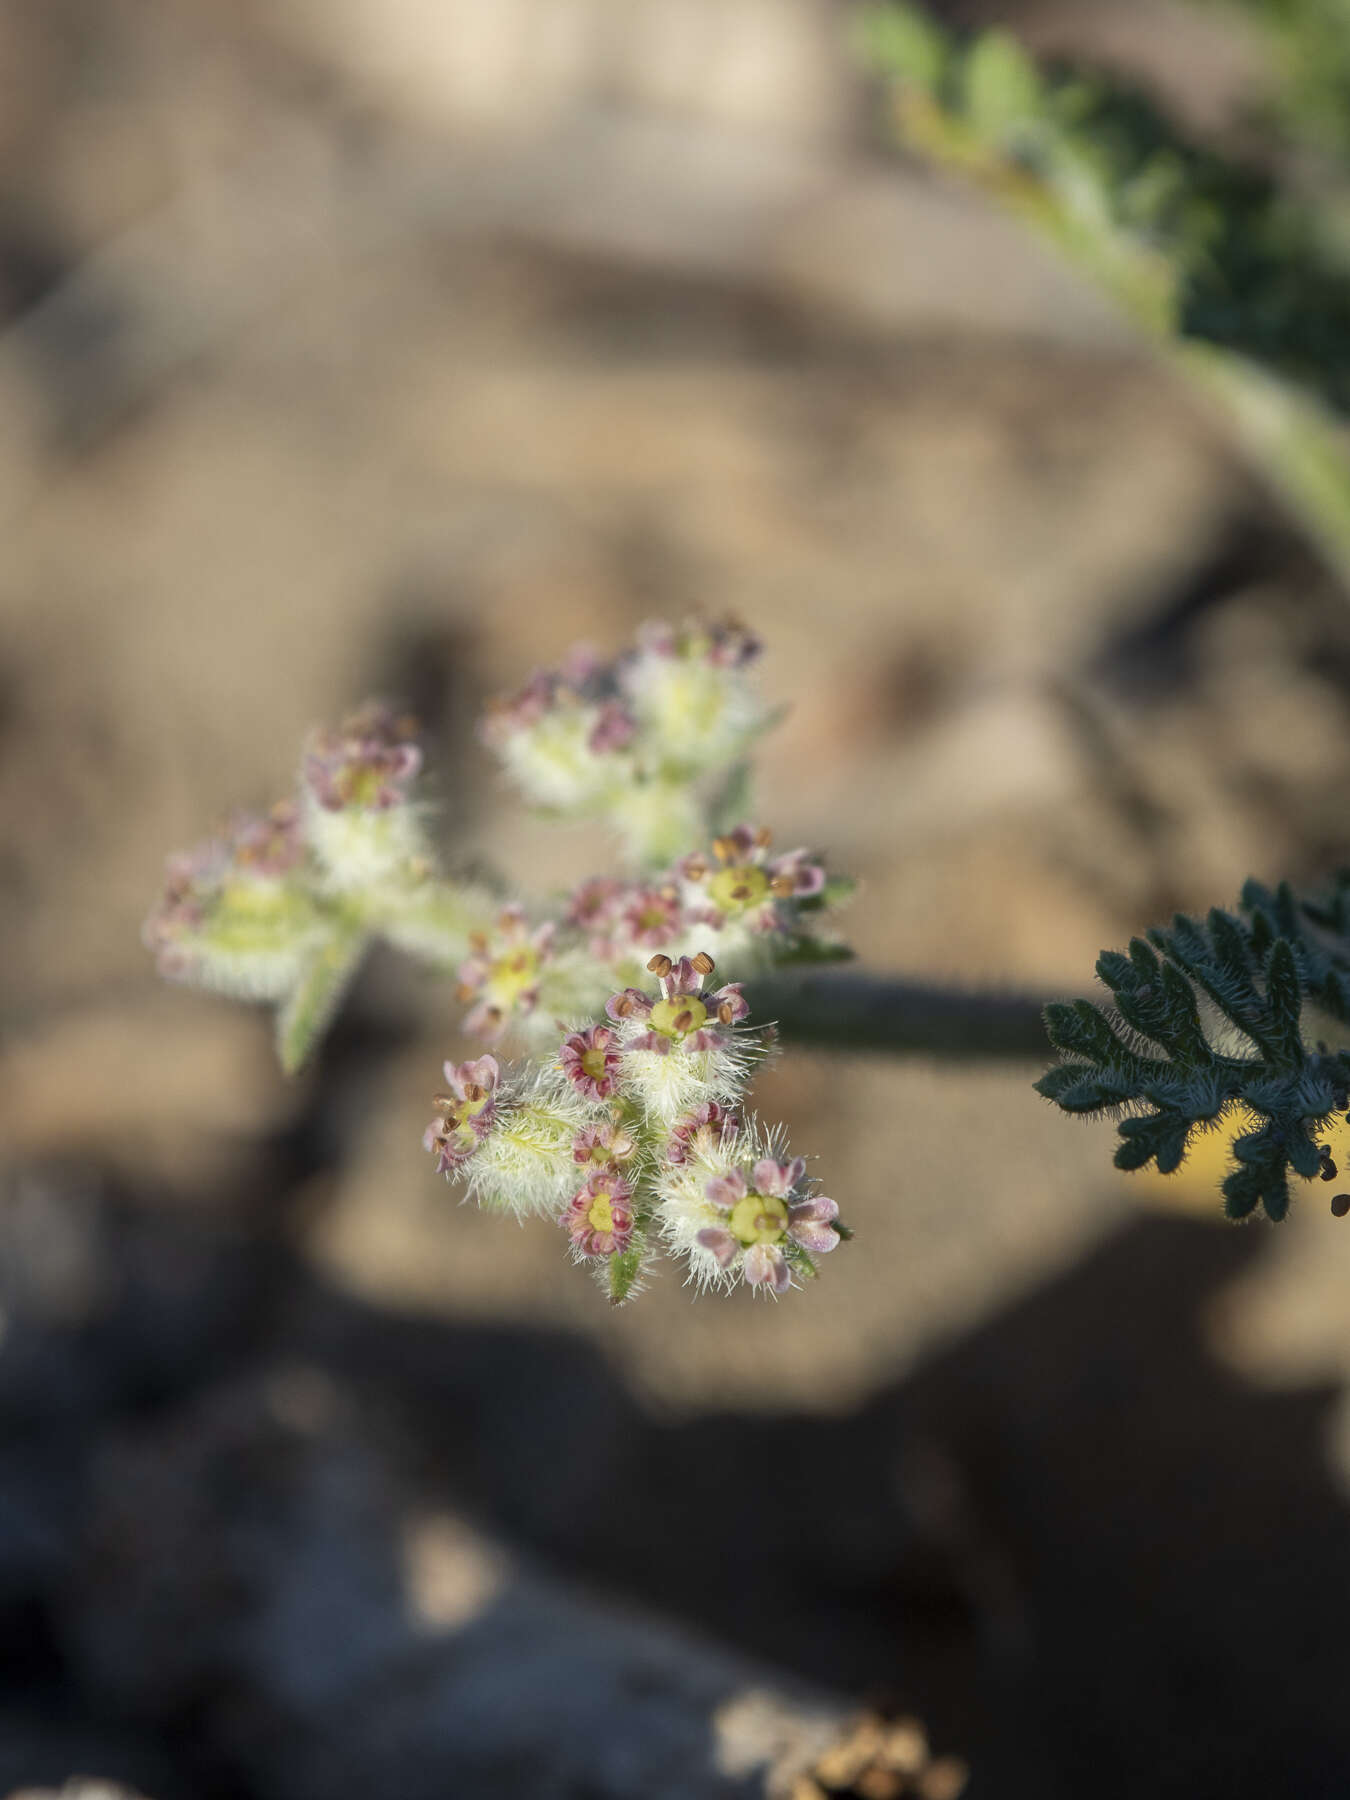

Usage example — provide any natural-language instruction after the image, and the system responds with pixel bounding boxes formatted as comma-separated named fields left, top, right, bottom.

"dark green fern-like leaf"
left=1036, top=875, right=1350, bottom=1222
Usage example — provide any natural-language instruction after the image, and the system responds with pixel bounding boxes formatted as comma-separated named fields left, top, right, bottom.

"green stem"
left=276, top=922, right=370, bottom=1074
left=863, top=10, right=1350, bottom=593
left=1176, top=344, right=1350, bottom=584
left=749, top=971, right=1055, bottom=1058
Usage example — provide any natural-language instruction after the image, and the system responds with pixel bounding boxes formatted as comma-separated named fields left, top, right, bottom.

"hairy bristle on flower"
left=655, top=1123, right=841, bottom=1296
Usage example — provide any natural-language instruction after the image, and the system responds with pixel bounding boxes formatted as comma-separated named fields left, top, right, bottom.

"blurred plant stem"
left=751, top=971, right=1052, bottom=1058
left=861, top=5, right=1350, bottom=591
left=1174, top=343, right=1350, bottom=579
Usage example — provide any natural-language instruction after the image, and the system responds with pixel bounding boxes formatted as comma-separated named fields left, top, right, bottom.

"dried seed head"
left=918, top=1756, right=970, bottom=1800
left=814, top=1718, right=886, bottom=1788
left=879, top=1719, right=928, bottom=1774
left=856, top=1769, right=903, bottom=1800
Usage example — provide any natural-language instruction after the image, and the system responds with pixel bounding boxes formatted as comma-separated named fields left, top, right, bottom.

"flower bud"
left=142, top=804, right=322, bottom=1000
left=618, top=620, right=767, bottom=779
left=301, top=704, right=428, bottom=888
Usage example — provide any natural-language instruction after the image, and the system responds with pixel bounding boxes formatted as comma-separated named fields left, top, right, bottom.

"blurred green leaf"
left=275, top=924, right=369, bottom=1075
left=608, top=1244, right=646, bottom=1306
left=854, top=1, right=948, bottom=90
left=962, top=29, right=1043, bottom=142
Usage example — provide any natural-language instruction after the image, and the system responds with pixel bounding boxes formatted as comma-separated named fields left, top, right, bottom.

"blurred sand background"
left=7, top=2, right=1350, bottom=1795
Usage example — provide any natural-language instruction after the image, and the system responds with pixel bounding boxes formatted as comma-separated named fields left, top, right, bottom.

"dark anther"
left=1332, top=1193, right=1350, bottom=1218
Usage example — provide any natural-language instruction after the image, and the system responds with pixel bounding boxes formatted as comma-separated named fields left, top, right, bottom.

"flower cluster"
left=481, top=620, right=773, bottom=867
left=144, top=703, right=494, bottom=1070
left=680, top=824, right=826, bottom=930
left=303, top=702, right=422, bottom=812
left=425, top=951, right=846, bottom=1302
left=556, top=824, right=841, bottom=980
left=457, top=906, right=557, bottom=1042
left=142, top=802, right=323, bottom=999
left=147, top=623, right=856, bottom=1302
left=440, top=825, right=845, bottom=1051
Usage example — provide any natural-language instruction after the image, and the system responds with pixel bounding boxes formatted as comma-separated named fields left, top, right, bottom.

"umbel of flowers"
left=143, top=703, right=498, bottom=1071
left=480, top=620, right=775, bottom=869
left=424, top=953, right=846, bottom=1303
left=145, top=618, right=855, bottom=1302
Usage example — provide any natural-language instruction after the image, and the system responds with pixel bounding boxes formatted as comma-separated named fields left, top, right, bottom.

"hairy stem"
left=751, top=971, right=1054, bottom=1058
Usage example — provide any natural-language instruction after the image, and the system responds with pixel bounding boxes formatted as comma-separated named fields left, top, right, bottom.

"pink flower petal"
left=742, top=1243, right=790, bottom=1293
left=712, top=984, right=748, bottom=1022
left=606, top=987, right=651, bottom=1023
left=705, top=1173, right=747, bottom=1210
left=753, top=1158, right=787, bottom=1196
left=788, top=1220, right=839, bottom=1253
left=789, top=1194, right=838, bottom=1225
left=674, top=957, right=701, bottom=987
left=696, top=1227, right=738, bottom=1268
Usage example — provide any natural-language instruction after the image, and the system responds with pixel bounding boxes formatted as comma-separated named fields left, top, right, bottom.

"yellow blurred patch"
left=1128, top=1106, right=1350, bottom=1219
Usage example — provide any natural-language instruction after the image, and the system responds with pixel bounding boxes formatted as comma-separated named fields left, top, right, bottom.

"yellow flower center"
left=337, top=763, right=385, bottom=808
left=580, top=1046, right=610, bottom=1081
left=708, top=865, right=770, bottom=913
left=587, top=1195, right=615, bottom=1234
left=489, top=947, right=538, bottom=1002
left=729, top=1191, right=789, bottom=1247
left=649, top=995, right=709, bottom=1039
